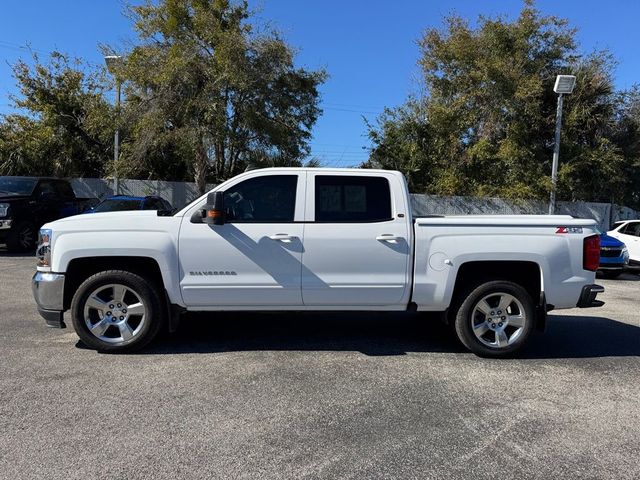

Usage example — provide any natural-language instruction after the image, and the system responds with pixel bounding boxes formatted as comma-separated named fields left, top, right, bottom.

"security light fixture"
left=548, top=75, right=577, bottom=214
left=553, top=75, right=576, bottom=94
left=104, top=55, right=123, bottom=73
left=104, top=55, right=123, bottom=195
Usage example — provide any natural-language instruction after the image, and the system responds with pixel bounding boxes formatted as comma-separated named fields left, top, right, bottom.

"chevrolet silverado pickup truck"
left=0, top=176, right=98, bottom=251
left=32, top=168, right=604, bottom=357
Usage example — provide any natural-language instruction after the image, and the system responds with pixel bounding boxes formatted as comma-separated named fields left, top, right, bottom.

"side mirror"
left=205, top=191, right=225, bottom=225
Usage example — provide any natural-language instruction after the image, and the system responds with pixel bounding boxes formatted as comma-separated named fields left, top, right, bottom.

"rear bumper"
left=598, top=264, right=626, bottom=271
left=576, top=284, right=605, bottom=308
left=32, top=272, right=66, bottom=328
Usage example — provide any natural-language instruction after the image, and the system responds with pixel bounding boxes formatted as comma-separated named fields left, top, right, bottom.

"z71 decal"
left=555, top=227, right=583, bottom=234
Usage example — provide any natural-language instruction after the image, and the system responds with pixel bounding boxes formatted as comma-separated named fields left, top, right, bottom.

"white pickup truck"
left=32, top=168, right=604, bottom=357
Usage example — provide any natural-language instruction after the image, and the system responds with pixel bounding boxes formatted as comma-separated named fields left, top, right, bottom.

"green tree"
left=610, top=87, right=640, bottom=208
left=366, top=1, right=639, bottom=207
left=116, top=0, right=327, bottom=193
left=0, top=52, right=113, bottom=177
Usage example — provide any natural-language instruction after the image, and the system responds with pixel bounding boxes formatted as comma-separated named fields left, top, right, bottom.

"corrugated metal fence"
left=70, top=178, right=215, bottom=211
left=68, top=177, right=638, bottom=230
left=410, top=195, right=638, bottom=231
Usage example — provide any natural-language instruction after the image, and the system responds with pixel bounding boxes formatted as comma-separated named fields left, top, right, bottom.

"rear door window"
left=314, top=176, right=392, bottom=222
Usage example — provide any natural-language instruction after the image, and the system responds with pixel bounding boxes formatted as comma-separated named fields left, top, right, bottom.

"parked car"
left=85, top=195, right=173, bottom=215
left=607, top=220, right=640, bottom=266
left=0, top=177, right=97, bottom=252
left=597, top=232, right=629, bottom=278
left=31, top=168, right=605, bottom=357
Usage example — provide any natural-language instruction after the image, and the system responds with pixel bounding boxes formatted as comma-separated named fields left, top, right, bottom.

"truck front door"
left=179, top=173, right=306, bottom=307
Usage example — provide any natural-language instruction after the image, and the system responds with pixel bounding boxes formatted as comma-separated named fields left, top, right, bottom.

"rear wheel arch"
left=450, top=260, right=543, bottom=307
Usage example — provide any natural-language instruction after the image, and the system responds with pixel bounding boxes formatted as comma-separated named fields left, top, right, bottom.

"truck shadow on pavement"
left=129, top=312, right=639, bottom=359
left=521, top=314, right=640, bottom=359
left=145, top=312, right=465, bottom=357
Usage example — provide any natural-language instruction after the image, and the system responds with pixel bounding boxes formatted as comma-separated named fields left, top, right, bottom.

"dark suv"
left=0, top=177, right=97, bottom=252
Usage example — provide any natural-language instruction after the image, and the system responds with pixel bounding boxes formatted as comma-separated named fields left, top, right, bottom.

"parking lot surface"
left=1, top=252, right=639, bottom=480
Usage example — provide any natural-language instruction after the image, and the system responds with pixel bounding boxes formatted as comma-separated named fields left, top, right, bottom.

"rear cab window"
left=314, top=175, right=392, bottom=223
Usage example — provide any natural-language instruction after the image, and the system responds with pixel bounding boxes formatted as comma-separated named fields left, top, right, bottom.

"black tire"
left=70, top=270, right=166, bottom=352
left=5, top=221, right=36, bottom=252
left=453, top=281, right=535, bottom=358
left=600, top=270, right=623, bottom=279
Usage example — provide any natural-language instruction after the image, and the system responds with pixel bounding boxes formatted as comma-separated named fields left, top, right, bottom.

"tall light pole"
left=104, top=55, right=123, bottom=195
left=548, top=74, right=576, bottom=215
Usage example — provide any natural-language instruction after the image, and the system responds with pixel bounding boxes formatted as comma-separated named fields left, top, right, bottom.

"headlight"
left=0, top=203, right=9, bottom=217
left=36, top=229, right=52, bottom=268
left=622, top=246, right=629, bottom=263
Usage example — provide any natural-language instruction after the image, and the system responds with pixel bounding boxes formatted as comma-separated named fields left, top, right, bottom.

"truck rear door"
left=301, top=172, right=412, bottom=307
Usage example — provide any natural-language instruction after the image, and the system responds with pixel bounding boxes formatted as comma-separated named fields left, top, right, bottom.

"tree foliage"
left=0, top=52, right=113, bottom=177
left=0, top=1, right=326, bottom=194
left=365, top=1, right=640, bottom=208
left=115, top=0, right=326, bottom=192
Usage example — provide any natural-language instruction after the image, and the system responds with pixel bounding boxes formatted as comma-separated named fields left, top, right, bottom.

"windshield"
left=93, top=198, right=143, bottom=212
left=0, top=177, right=38, bottom=195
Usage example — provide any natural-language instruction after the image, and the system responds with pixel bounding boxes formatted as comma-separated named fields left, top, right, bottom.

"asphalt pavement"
left=0, top=251, right=638, bottom=480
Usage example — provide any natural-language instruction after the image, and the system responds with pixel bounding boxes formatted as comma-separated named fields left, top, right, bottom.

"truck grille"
left=600, top=248, right=622, bottom=258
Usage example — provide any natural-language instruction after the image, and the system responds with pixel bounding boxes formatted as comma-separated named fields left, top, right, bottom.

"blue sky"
left=1, top=1, right=639, bottom=167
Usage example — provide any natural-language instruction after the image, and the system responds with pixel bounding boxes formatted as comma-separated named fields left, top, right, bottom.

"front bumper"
left=576, top=284, right=605, bottom=308
left=32, top=272, right=66, bottom=328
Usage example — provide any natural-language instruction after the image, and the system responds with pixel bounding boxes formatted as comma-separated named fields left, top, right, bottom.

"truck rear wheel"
left=453, top=281, right=535, bottom=358
left=70, top=270, right=165, bottom=352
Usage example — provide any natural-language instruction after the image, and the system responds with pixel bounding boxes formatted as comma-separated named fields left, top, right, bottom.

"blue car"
left=598, top=232, right=629, bottom=278
left=84, top=195, right=173, bottom=215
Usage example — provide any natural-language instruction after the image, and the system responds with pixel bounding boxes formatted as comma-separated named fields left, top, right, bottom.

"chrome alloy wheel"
left=471, top=292, right=527, bottom=349
left=83, top=283, right=147, bottom=344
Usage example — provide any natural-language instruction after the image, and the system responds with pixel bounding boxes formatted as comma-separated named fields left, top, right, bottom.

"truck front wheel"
left=70, top=270, right=165, bottom=352
left=453, top=281, right=535, bottom=358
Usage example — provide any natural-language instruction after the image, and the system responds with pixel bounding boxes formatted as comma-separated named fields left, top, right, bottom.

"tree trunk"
left=194, top=146, right=208, bottom=195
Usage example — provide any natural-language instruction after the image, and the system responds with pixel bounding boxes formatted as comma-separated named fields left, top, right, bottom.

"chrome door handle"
left=376, top=234, right=400, bottom=243
left=268, top=233, right=295, bottom=242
